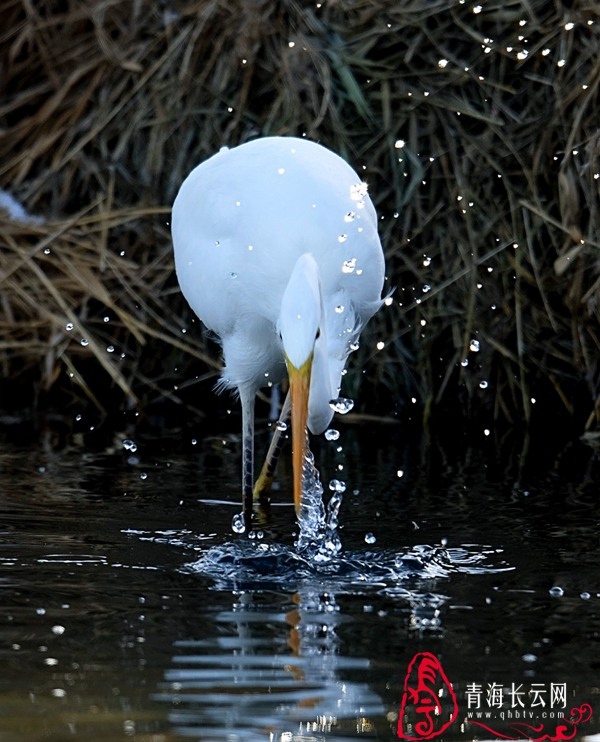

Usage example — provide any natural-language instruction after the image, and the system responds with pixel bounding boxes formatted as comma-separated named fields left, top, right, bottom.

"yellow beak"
left=287, top=354, right=313, bottom=515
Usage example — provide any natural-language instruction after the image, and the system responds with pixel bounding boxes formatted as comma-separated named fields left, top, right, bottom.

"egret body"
left=172, top=137, right=385, bottom=527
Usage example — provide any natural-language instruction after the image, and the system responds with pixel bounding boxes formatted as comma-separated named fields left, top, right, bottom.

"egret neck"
left=279, top=253, right=323, bottom=514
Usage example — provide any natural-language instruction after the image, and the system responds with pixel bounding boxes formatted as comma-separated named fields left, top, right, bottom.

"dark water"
left=1, top=418, right=599, bottom=742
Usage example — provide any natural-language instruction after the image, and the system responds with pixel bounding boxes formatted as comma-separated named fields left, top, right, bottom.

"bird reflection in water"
left=153, top=588, right=384, bottom=740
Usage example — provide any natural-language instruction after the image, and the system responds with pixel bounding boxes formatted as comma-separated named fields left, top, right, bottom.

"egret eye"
left=315, top=328, right=321, bottom=340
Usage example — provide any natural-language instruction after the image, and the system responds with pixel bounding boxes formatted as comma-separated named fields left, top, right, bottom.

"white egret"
left=172, top=136, right=385, bottom=529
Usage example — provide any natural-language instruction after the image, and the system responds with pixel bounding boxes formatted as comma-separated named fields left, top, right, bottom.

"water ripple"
left=183, top=539, right=513, bottom=594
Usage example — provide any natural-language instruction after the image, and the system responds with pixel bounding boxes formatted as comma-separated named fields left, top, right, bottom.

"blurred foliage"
left=0, top=0, right=598, bottom=431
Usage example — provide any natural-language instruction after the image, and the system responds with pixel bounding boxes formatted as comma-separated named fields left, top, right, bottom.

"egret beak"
left=286, top=353, right=313, bottom=515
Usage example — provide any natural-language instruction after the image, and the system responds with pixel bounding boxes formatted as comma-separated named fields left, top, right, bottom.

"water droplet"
left=215, top=241, right=220, bottom=246
left=51, top=688, right=66, bottom=698
left=44, top=247, right=51, bottom=254
left=230, top=272, right=237, bottom=279
left=75, top=414, right=82, bottom=421
left=461, top=358, right=469, bottom=367
left=288, top=41, right=295, bottom=48
left=335, top=305, right=344, bottom=313
left=342, top=258, right=356, bottom=273
left=106, top=345, right=115, bottom=353
left=103, top=316, right=110, bottom=322
left=191, top=438, right=197, bottom=445
left=350, top=182, right=368, bottom=200
left=140, top=472, right=147, bottom=480
left=581, top=592, right=591, bottom=600
left=397, top=470, right=404, bottom=477
left=438, top=59, right=448, bottom=68
left=376, top=341, right=385, bottom=350
left=557, top=59, right=566, bottom=67
left=422, top=256, right=431, bottom=266
left=231, top=513, right=246, bottom=534
left=422, top=284, right=431, bottom=293
left=479, top=380, right=488, bottom=389
left=52, top=625, right=65, bottom=635
left=45, top=658, right=58, bottom=666
left=365, top=532, right=377, bottom=544
left=329, top=479, right=346, bottom=493
left=329, top=397, right=354, bottom=414
left=484, top=429, right=490, bottom=436
left=80, top=338, right=89, bottom=347
left=349, top=341, right=359, bottom=351
left=522, top=653, right=537, bottom=663
left=394, top=139, right=405, bottom=149
left=325, top=429, right=340, bottom=441
left=344, top=211, right=355, bottom=222
left=338, top=234, right=347, bottom=243
left=549, top=586, right=564, bottom=597
left=564, top=21, right=574, bottom=30
left=472, top=4, right=482, bottom=13
left=542, top=48, right=551, bottom=56
left=65, top=323, right=74, bottom=331
left=470, top=339, right=480, bottom=352
left=36, top=608, right=46, bottom=615
left=123, top=439, right=138, bottom=452
left=276, top=421, right=288, bottom=431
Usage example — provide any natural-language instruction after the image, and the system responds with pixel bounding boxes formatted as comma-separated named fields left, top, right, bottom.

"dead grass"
left=0, top=0, right=599, bottom=429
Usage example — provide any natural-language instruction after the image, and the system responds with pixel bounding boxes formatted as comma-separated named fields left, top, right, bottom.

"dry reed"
left=0, top=0, right=598, bottom=430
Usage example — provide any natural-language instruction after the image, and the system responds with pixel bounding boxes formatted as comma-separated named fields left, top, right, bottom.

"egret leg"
left=268, top=382, right=281, bottom=421
left=253, top=390, right=292, bottom=502
left=239, top=386, right=255, bottom=532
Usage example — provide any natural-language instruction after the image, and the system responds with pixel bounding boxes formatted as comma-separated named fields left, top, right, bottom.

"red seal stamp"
left=397, top=652, right=459, bottom=739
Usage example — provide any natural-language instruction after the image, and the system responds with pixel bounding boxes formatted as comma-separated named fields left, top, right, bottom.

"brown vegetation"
left=0, top=0, right=598, bottom=430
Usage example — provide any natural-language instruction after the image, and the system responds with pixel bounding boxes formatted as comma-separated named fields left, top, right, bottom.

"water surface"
left=0, top=419, right=598, bottom=741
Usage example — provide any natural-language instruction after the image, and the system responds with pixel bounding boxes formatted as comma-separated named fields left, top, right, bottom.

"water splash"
left=329, top=397, right=354, bottom=414
left=231, top=513, right=246, bottom=534
left=179, top=451, right=513, bottom=591
left=184, top=538, right=512, bottom=594
left=294, top=447, right=343, bottom=563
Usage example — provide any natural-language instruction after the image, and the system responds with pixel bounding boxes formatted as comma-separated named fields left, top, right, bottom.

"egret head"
left=279, top=254, right=322, bottom=514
